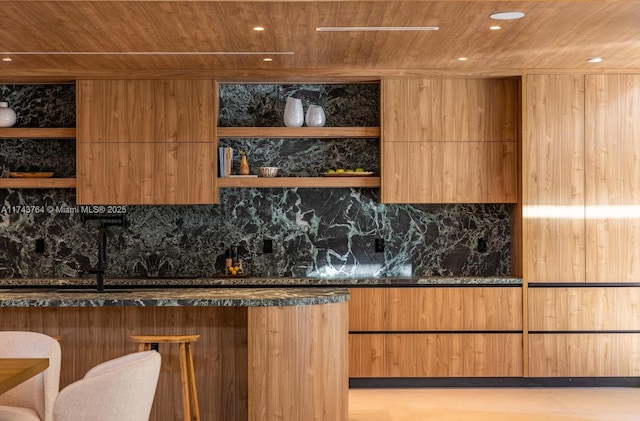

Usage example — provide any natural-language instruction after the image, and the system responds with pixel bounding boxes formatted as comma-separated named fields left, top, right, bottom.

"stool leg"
left=179, top=343, right=192, bottom=421
left=185, top=343, right=201, bottom=421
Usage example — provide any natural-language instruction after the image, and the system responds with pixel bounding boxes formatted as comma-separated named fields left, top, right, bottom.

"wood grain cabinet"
left=76, top=79, right=217, bottom=205
left=524, top=74, right=640, bottom=378
left=380, top=78, right=518, bottom=204
left=348, top=287, right=523, bottom=378
left=525, top=74, right=640, bottom=283
left=528, top=287, right=640, bottom=377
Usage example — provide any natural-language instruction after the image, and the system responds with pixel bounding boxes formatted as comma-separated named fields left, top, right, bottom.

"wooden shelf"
left=0, top=178, right=76, bottom=189
left=217, top=127, right=380, bottom=138
left=0, top=128, right=76, bottom=139
left=217, top=176, right=380, bottom=188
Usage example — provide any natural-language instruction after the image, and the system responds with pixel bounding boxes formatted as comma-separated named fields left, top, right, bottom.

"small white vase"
left=305, top=105, right=326, bottom=127
left=283, top=97, right=304, bottom=127
left=0, top=101, right=17, bottom=128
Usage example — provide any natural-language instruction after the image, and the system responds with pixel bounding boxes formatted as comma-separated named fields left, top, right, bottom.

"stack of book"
left=218, top=146, right=233, bottom=177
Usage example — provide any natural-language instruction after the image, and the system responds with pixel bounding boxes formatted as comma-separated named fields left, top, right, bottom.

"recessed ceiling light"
left=316, top=26, right=439, bottom=32
left=490, top=12, right=525, bottom=20
left=263, top=58, right=272, bottom=62
left=253, top=26, right=265, bottom=31
left=587, top=57, right=603, bottom=63
left=490, top=25, right=501, bottom=30
left=458, top=57, right=468, bottom=61
left=2, top=57, right=12, bottom=62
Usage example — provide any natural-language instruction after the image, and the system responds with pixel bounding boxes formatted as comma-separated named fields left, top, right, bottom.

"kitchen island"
left=0, top=287, right=349, bottom=421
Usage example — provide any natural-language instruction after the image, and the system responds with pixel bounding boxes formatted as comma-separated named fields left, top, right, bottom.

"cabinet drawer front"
left=348, top=334, right=385, bottom=377
left=387, top=333, right=523, bottom=377
left=387, top=287, right=522, bottom=331
left=529, top=333, right=640, bottom=377
left=528, top=287, right=640, bottom=331
left=348, top=288, right=386, bottom=331
left=381, top=141, right=517, bottom=203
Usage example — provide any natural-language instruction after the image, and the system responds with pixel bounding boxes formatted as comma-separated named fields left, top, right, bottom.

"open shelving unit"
left=216, top=127, right=379, bottom=139
left=216, top=126, right=381, bottom=189
left=0, top=127, right=76, bottom=189
left=0, top=128, right=76, bottom=139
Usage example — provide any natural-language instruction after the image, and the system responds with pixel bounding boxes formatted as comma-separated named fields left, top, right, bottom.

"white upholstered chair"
left=53, top=350, right=161, bottom=421
left=0, top=331, right=62, bottom=421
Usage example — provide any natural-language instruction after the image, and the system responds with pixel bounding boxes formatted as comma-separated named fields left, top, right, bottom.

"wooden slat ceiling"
left=1, top=1, right=640, bottom=80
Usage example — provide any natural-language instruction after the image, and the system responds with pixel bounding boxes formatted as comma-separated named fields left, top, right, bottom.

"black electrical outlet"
left=263, top=239, right=273, bottom=253
left=374, top=238, right=384, bottom=253
left=35, top=238, right=45, bottom=254
left=477, top=238, right=488, bottom=253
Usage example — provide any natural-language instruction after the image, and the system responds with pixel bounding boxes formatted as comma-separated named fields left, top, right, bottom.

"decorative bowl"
left=259, top=167, right=280, bottom=177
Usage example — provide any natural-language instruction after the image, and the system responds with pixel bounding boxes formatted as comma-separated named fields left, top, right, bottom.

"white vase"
left=283, top=97, right=304, bottom=127
left=0, top=101, right=17, bottom=127
left=305, top=105, right=326, bottom=127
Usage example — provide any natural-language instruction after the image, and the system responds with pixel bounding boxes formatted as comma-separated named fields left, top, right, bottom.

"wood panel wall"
left=0, top=306, right=247, bottom=421
left=585, top=74, right=640, bottom=283
left=524, top=74, right=586, bottom=283
left=0, top=302, right=348, bottom=421
left=248, top=302, right=348, bottom=421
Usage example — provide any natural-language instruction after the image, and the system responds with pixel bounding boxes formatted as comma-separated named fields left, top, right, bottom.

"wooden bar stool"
left=130, top=334, right=201, bottom=421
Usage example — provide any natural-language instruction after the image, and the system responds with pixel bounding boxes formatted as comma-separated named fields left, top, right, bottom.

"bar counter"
left=0, top=286, right=350, bottom=421
left=0, top=286, right=349, bottom=307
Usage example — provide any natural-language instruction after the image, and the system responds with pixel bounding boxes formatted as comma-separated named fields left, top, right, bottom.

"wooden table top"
left=0, top=358, right=49, bottom=395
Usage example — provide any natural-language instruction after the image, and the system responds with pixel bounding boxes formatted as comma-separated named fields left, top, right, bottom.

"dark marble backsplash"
left=0, top=83, right=512, bottom=279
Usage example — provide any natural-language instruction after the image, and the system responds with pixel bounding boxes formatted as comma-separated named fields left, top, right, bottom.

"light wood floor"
left=349, top=388, right=640, bottom=421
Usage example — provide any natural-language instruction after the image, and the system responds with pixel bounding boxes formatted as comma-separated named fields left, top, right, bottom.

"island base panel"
left=0, top=303, right=348, bottom=421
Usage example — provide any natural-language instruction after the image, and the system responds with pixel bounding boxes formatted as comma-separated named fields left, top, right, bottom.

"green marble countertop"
left=0, top=276, right=522, bottom=289
left=0, top=287, right=350, bottom=307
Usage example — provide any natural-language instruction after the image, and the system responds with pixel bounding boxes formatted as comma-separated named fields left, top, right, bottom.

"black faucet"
left=88, top=226, right=108, bottom=292
left=82, top=214, right=126, bottom=293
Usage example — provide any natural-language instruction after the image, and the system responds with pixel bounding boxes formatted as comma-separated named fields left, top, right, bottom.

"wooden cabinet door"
left=77, top=79, right=218, bottom=204
left=380, top=78, right=517, bottom=204
left=77, top=80, right=160, bottom=143
left=381, top=78, right=517, bottom=142
left=387, top=333, right=523, bottom=377
left=528, top=286, right=640, bottom=377
left=528, top=287, right=640, bottom=331
left=165, top=142, right=217, bottom=204
left=381, top=141, right=516, bottom=203
left=161, top=79, right=217, bottom=143
left=348, top=288, right=386, bottom=331
left=77, top=143, right=166, bottom=204
left=78, top=143, right=216, bottom=205
left=524, top=74, right=586, bottom=283
left=585, top=74, right=640, bottom=283
left=529, top=333, right=640, bottom=377
left=387, top=287, right=522, bottom=331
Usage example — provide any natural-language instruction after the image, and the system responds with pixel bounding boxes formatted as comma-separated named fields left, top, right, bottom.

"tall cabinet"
left=76, top=79, right=217, bottom=205
left=524, top=74, right=640, bottom=377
